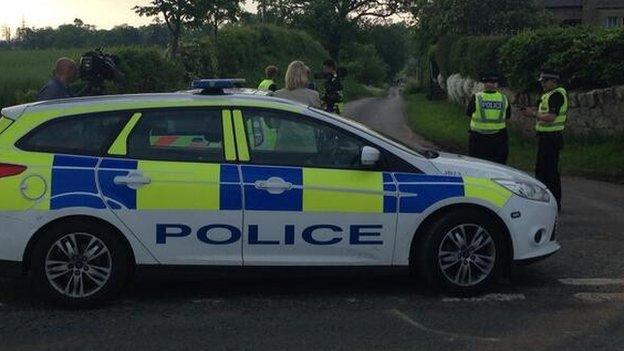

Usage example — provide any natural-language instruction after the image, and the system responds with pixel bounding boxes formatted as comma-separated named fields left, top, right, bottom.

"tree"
left=367, top=23, right=411, bottom=80
left=254, top=0, right=304, bottom=25
left=189, top=0, right=244, bottom=38
left=412, top=0, right=553, bottom=41
left=252, top=0, right=410, bottom=59
left=134, top=0, right=194, bottom=56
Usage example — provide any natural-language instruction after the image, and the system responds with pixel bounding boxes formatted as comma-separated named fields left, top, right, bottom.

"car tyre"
left=30, top=219, right=132, bottom=308
left=415, top=209, right=508, bottom=296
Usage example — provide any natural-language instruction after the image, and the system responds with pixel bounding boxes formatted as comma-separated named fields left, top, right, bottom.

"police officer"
left=465, top=73, right=511, bottom=164
left=258, top=65, right=278, bottom=92
left=321, top=59, right=344, bottom=115
left=37, top=58, right=78, bottom=101
left=521, top=69, right=568, bottom=210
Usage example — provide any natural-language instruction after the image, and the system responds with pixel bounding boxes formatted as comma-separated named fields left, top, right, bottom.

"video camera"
left=313, top=67, right=348, bottom=81
left=314, top=67, right=348, bottom=114
left=79, top=48, right=123, bottom=96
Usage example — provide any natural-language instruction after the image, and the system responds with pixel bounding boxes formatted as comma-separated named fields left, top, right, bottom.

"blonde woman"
left=274, top=61, right=322, bottom=108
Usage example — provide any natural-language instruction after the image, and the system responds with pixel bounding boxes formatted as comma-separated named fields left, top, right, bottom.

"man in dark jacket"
left=37, top=58, right=78, bottom=101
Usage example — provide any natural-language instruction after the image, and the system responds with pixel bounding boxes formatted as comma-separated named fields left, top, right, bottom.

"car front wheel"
left=416, top=209, right=508, bottom=295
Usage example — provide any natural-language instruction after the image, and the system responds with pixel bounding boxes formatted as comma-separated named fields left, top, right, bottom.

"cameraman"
left=37, top=58, right=78, bottom=101
left=320, top=59, right=344, bottom=115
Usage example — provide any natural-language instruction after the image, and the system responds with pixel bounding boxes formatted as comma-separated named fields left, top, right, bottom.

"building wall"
left=583, top=0, right=624, bottom=27
left=549, top=7, right=584, bottom=23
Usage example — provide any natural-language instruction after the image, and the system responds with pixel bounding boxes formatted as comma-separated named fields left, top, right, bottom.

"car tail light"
left=0, top=163, right=27, bottom=178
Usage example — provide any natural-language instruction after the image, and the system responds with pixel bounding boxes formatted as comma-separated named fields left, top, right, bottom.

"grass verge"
left=405, top=93, right=624, bottom=182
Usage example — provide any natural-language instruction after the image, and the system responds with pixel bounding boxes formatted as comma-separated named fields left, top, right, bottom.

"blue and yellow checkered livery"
left=35, top=155, right=511, bottom=213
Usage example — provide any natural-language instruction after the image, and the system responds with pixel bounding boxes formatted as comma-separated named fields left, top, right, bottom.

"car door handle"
left=255, top=177, right=293, bottom=194
left=114, top=171, right=151, bottom=189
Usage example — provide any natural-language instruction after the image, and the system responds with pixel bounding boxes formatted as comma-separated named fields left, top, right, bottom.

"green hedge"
left=428, top=27, right=624, bottom=91
left=180, top=24, right=328, bottom=88
left=499, top=27, right=624, bottom=91
left=108, top=47, right=187, bottom=94
left=435, top=35, right=508, bottom=81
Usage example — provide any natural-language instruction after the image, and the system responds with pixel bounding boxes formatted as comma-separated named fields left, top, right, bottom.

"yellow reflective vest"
left=258, top=79, right=275, bottom=91
left=536, top=87, right=568, bottom=132
left=470, top=91, right=508, bottom=133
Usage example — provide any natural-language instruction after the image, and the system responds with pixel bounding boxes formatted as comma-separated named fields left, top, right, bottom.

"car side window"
left=17, top=112, right=128, bottom=156
left=242, top=108, right=369, bottom=169
left=127, top=109, right=224, bottom=163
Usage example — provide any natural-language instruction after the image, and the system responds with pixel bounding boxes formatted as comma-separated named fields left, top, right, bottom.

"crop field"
left=0, top=49, right=87, bottom=108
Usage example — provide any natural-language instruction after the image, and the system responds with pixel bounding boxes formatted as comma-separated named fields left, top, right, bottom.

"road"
left=0, top=90, right=623, bottom=351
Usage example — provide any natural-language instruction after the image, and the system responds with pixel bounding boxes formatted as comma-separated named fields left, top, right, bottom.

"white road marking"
left=574, top=293, right=624, bottom=303
left=389, top=309, right=500, bottom=342
left=559, top=278, right=624, bottom=286
left=442, top=293, right=526, bottom=303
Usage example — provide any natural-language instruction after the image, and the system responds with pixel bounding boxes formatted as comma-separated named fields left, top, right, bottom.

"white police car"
left=0, top=80, right=559, bottom=306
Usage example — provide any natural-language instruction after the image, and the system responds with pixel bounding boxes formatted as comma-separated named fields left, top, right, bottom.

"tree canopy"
left=253, top=0, right=411, bottom=59
left=411, top=0, right=553, bottom=41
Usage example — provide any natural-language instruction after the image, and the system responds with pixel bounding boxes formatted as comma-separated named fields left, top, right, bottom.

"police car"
left=0, top=80, right=559, bottom=306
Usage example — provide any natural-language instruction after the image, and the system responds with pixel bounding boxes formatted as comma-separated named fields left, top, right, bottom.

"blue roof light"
left=191, top=79, right=246, bottom=90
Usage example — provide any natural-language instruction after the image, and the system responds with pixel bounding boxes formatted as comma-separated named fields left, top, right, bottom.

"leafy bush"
left=110, top=47, right=187, bottom=94
left=341, top=43, right=388, bottom=86
left=435, top=35, right=508, bottom=81
left=500, top=27, right=624, bottom=91
left=180, top=24, right=328, bottom=89
left=428, top=27, right=624, bottom=91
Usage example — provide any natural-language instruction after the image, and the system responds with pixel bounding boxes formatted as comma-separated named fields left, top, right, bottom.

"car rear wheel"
left=30, top=220, right=132, bottom=307
left=415, top=209, right=508, bottom=295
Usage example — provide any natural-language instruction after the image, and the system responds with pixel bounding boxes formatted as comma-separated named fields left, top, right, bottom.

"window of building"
left=604, top=16, right=623, bottom=28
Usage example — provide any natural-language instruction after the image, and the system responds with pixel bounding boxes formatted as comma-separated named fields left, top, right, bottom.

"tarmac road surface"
left=0, top=89, right=623, bottom=351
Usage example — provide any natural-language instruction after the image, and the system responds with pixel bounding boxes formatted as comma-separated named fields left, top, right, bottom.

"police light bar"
left=191, top=79, right=246, bottom=90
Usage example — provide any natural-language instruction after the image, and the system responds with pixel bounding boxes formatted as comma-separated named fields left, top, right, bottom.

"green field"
left=0, top=49, right=88, bottom=107
left=405, top=94, right=624, bottom=181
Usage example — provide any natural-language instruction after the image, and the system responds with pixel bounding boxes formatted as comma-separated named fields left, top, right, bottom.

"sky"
left=0, top=0, right=257, bottom=32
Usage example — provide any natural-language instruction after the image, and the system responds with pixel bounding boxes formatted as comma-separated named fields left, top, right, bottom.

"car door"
left=100, top=108, right=243, bottom=265
left=234, top=108, right=398, bottom=266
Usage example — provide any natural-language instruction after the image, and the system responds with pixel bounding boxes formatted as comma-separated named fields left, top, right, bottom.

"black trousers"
left=536, top=132, right=563, bottom=209
left=468, top=129, right=509, bottom=165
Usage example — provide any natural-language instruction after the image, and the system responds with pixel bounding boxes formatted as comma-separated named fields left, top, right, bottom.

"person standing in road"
left=258, top=65, right=279, bottom=92
left=37, top=58, right=78, bottom=101
left=521, top=69, right=568, bottom=210
left=320, top=59, right=345, bottom=115
left=465, top=73, right=511, bottom=165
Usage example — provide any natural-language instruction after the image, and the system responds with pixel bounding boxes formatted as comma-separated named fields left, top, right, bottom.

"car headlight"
left=494, top=179, right=550, bottom=202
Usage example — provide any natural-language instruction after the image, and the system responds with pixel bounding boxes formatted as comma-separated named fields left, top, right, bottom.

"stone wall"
left=443, top=73, right=624, bottom=137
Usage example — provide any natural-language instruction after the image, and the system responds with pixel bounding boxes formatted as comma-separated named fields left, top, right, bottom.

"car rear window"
left=0, top=116, right=13, bottom=135
left=16, top=112, right=129, bottom=156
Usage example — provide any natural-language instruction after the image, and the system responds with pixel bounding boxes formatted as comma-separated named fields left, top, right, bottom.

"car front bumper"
left=502, top=194, right=561, bottom=262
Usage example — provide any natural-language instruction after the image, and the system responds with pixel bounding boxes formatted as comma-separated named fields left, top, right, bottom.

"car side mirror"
left=361, top=146, right=380, bottom=166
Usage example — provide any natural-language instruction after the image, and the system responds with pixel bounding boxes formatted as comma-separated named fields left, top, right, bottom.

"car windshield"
left=308, top=107, right=438, bottom=159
